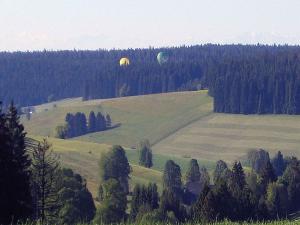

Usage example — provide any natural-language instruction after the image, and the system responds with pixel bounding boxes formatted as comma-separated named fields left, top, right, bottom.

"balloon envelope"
left=157, top=52, right=169, bottom=65
left=120, top=57, right=130, bottom=66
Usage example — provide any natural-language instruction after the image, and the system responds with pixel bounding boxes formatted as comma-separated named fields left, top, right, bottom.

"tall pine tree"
left=0, top=103, right=32, bottom=224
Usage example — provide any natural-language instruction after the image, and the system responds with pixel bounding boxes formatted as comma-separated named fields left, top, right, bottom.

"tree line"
left=95, top=146, right=300, bottom=224
left=212, top=46, right=300, bottom=114
left=2, top=45, right=300, bottom=115
left=55, top=111, right=111, bottom=139
left=0, top=103, right=95, bottom=225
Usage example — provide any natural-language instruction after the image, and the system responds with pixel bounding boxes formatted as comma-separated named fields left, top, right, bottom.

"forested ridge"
left=1, top=44, right=300, bottom=114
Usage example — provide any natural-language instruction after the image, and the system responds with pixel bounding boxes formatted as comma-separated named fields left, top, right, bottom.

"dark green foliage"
left=213, top=160, right=230, bottom=184
left=279, top=157, right=300, bottom=211
left=96, top=112, right=107, bottom=131
left=0, top=103, right=33, bottom=224
left=63, top=111, right=111, bottom=138
left=272, top=151, right=286, bottom=177
left=138, top=139, right=153, bottom=168
left=1, top=45, right=300, bottom=116
left=200, top=167, right=210, bottom=188
left=192, top=185, right=213, bottom=222
left=260, top=160, right=277, bottom=193
left=212, top=47, right=300, bottom=114
left=163, top=160, right=182, bottom=198
left=228, top=161, right=246, bottom=194
left=57, top=168, right=96, bottom=225
left=266, top=182, right=289, bottom=218
left=31, top=139, right=60, bottom=223
left=247, top=149, right=270, bottom=175
left=130, top=183, right=159, bottom=219
left=99, top=145, right=131, bottom=194
left=160, top=189, right=186, bottom=222
left=88, top=111, right=97, bottom=133
left=186, top=159, right=201, bottom=183
left=213, top=180, right=234, bottom=220
left=94, top=179, right=127, bottom=224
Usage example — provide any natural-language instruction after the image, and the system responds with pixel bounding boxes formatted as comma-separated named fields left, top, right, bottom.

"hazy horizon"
left=1, top=0, right=300, bottom=51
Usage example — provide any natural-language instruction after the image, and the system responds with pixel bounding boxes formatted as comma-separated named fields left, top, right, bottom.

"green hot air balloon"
left=157, top=52, right=169, bottom=65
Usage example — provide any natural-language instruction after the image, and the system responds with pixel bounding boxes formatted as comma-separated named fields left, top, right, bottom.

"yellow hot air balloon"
left=120, top=57, right=130, bottom=66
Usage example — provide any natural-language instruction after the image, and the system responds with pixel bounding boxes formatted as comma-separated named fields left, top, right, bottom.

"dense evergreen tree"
left=266, top=182, right=289, bottom=218
left=138, top=139, right=153, bottom=168
left=62, top=111, right=111, bottom=138
left=199, top=166, right=210, bottom=188
left=98, top=145, right=131, bottom=194
left=94, top=179, right=127, bottom=224
left=272, top=151, right=286, bottom=177
left=186, top=159, right=201, bottom=183
left=88, top=111, right=97, bottom=133
left=260, top=160, right=277, bottom=193
left=130, top=183, right=159, bottom=220
left=213, top=180, right=234, bottom=220
left=160, top=189, right=185, bottom=222
left=278, top=157, right=300, bottom=211
left=213, top=160, right=230, bottom=184
left=0, top=103, right=32, bottom=224
left=57, top=168, right=96, bottom=225
left=228, top=162, right=246, bottom=194
left=163, top=160, right=182, bottom=198
left=96, top=112, right=107, bottom=131
left=247, top=149, right=270, bottom=175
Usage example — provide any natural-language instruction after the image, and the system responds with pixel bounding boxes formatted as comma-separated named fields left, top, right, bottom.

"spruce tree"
left=0, top=103, right=32, bottom=224
left=130, top=184, right=142, bottom=219
left=229, top=161, right=246, bottom=192
left=272, top=151, right=285, bottom=177
left=200, top=167, right=210, bottom=188
left=57, top=168, right=96, bottom=225
left=213, top=160, right=230, bottom=184
left=96, top=112, right=106, bottom=131
left=163, top=160, right=182, bottom=198
left=186, top=159, right=201, bottom=183
left=93, top=179, right=127, bottom=224
left=261, top=160, right=277, bottom=193
left=138, top=139, right=153, bottom=168
left=148, top=183, right=159, bottom=210
left=88, top=111, right=97, bottom=133
left=99, top=145, right=131, bottom=194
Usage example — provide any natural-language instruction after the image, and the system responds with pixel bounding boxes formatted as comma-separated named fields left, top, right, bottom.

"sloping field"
left=23, top=91, right=213, bottom=148
left=153, top=113, right=300, bottom=163
left=29, top=136, right=163, bottom=197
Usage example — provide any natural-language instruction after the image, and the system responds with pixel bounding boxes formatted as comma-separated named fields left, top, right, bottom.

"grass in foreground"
left=19, top=220, right=300, bottom=225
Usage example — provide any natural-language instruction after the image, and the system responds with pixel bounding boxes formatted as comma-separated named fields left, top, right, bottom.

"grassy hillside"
left=29, top=135, right=207, bottom=197
left=25, top=90, right=300, bottom=168
left=153, top=113, right=300, bottom=162
left=29, top=136, right=164, bottom=197
left=23, top=91, right=213, bottom=148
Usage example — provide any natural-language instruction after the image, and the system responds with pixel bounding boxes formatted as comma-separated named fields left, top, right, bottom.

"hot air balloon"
left=157, top=52, right=169, bottom=65
left=120, top=57, right=130, bottom=66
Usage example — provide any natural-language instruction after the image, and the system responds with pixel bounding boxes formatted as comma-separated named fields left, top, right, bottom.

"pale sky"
left=0, top=0, right=300, bottom=51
